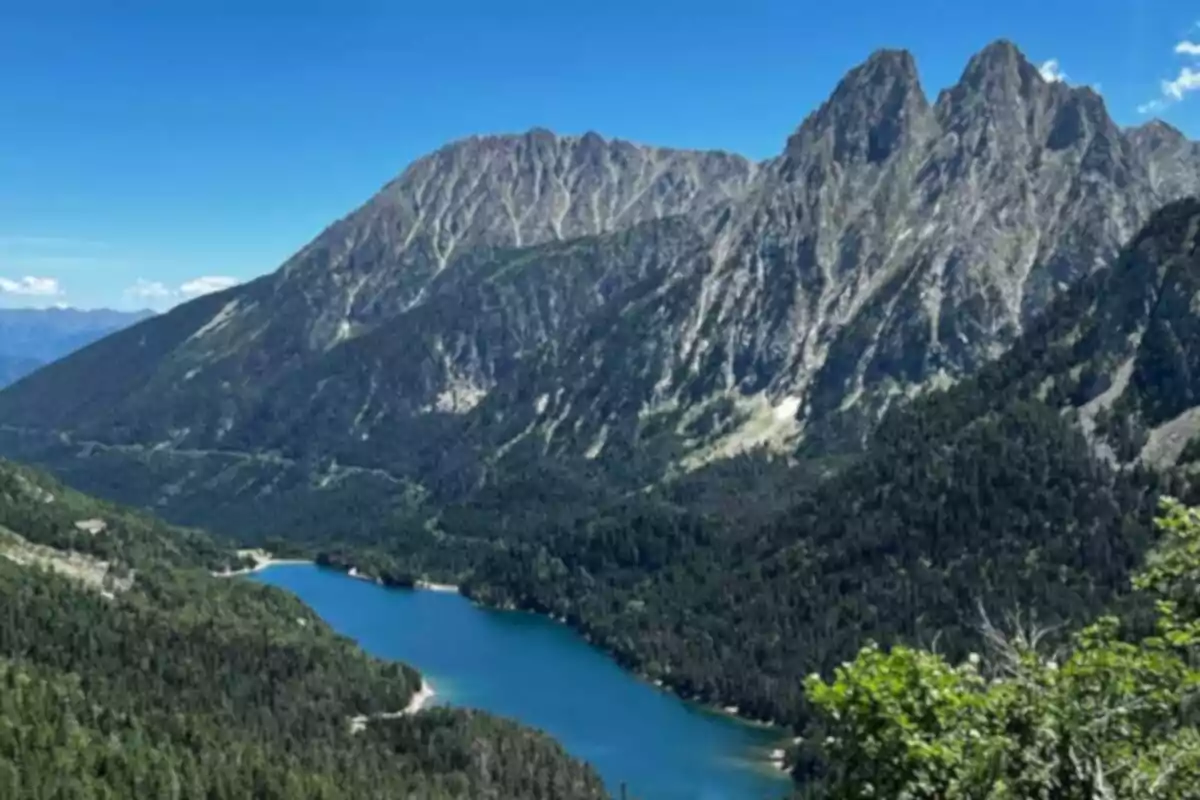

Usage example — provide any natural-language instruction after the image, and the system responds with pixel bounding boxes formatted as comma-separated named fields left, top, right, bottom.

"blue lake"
left=252, top=564, right=791, bottom=800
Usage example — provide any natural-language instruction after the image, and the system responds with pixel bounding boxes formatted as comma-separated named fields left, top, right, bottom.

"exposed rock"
left=74, top=518, right=107, bottom=535
left=0, top=40, right=1197, bottom=521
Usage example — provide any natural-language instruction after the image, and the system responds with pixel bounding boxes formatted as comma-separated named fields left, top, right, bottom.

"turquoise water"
left=252, top=564, right=791, bottom=800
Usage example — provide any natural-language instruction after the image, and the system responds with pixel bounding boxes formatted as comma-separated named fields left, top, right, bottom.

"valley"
left=3, top=27, right=1200, bottom=799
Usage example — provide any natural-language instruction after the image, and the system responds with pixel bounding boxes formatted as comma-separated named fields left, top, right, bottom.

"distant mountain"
left=0, top=354, right=42, bottom=389
left=0, top=40, right=1196, bottom=538
left=0, top=307, right=154, bottom=388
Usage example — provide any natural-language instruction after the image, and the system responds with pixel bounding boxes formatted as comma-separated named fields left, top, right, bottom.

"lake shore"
left=213, top=549, right=313, bottom=578
left=252, top=562, right=790, bottom=796
left=415, top=579, right=460, bottom=593
left=252, top=560, right=782, bottom=744
left=405, top=678, right=437, bottom=713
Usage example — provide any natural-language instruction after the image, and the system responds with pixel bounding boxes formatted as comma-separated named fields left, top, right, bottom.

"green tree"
left=805, top=497, right=1200, bottom=799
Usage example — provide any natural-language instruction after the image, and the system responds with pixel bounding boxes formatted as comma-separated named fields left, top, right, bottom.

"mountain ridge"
left=0, top=39, right=1196, bottom=535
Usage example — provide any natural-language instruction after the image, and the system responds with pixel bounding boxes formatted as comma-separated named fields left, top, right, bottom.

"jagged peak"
left=1128, top=118, right=1189, bottom=147
left=835, top=47, right=925, bottom=99
left=860, top=48, right=921, bottom=79
left=951, top=38, right=1044, bottom=97
left=785, top=47, right=931, bottom=164
left=414, top=127, right=753, bottom=166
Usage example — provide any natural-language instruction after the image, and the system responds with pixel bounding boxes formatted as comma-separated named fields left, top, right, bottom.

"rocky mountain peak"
left=935, top=40, right=1052, bottom=136
left=958, top=39, right=1041, bottom=90
left=786, top=47, right=932, bottom=164
left=1129, top=119, right=1189, bottom=150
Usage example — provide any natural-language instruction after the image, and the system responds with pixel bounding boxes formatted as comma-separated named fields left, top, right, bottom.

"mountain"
left=0, top=307, right=154, bottom=388
left=0, top=40, right=1196, bottom=538
left=0, top=456, right=605, bottom=798
left=462, top=198, right=1200, bottom=738
left=0, top=355, right=41, bottom=388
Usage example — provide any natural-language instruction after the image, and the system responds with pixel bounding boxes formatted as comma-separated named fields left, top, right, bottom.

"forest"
left=0, top=459, right=605, bottom=799
left=802, top=497, right=1200, bottom=798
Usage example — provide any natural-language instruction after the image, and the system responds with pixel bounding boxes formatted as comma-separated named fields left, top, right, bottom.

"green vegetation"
left=804, top=497, right=1200, bottom=799
left=0, top=459, right=605, bottom=799
left=455, top=398, right=1171, bottom=737
left=0, top=457, right=241, bottom=572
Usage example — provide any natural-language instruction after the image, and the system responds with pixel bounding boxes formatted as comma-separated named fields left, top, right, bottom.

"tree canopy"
left=804, top=497, right=1200, bottom=799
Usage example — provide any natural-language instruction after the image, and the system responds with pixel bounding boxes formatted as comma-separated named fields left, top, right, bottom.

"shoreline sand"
left=349, top=678, right=437, bottom=734
left=415, top=579, right=460, bottom=593
left=213, top=549, right=313, bottom=578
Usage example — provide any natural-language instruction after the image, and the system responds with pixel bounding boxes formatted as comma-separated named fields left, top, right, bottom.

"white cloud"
left=125, top=279, right=173, bottom=300
left=1140, top=35, right=1200, bottom=113
left=124, top=276, right=241, bottom=307
left=1163, top=66, right=1200, bottom=101
left=1038, top=59, right=1067, bottom=83
left=0, top=275, right=62, bottom=296
left=179, top=276, right=239, bottom=298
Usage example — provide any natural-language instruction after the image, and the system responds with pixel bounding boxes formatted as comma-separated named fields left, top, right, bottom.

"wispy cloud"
left=1139, top=33, right=1200, bottom=114
left=1163, top=66, right=1200, bottom=100
left=0, top=276, right=63, bottom=297
left=125, top=276, right=241, bottom=306
left=1038, top=59, right=1068, bottom=83
left=180, top=276, right=239, bottom=298
left=125, top=279, right=174, bottom=301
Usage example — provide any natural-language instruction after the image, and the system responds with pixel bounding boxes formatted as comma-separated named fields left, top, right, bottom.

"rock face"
left=0, top=40, right=1196, bottom=519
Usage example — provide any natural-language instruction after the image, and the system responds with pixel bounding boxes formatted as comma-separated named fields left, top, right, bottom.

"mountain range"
left=2, top=42, right=1197, bottom=536
left=0, top=307, right=153, bottom=388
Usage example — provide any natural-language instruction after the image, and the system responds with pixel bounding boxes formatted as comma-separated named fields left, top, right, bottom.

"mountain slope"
left=0, top=457, right=605, bottom=799
left=0, top=40, right=1196, bottom=537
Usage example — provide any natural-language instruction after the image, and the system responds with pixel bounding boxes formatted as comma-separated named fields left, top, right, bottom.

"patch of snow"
left=772, top=396, right=801, bottom=422
left=678, top=392, right=804, bottom=472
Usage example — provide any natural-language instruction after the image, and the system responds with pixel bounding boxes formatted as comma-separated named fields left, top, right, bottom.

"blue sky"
left=1, top=0, right=1197, bottom=310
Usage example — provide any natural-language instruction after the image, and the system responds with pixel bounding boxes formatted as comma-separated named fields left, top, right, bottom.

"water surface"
left=253, top=564, right=790, bottom=800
